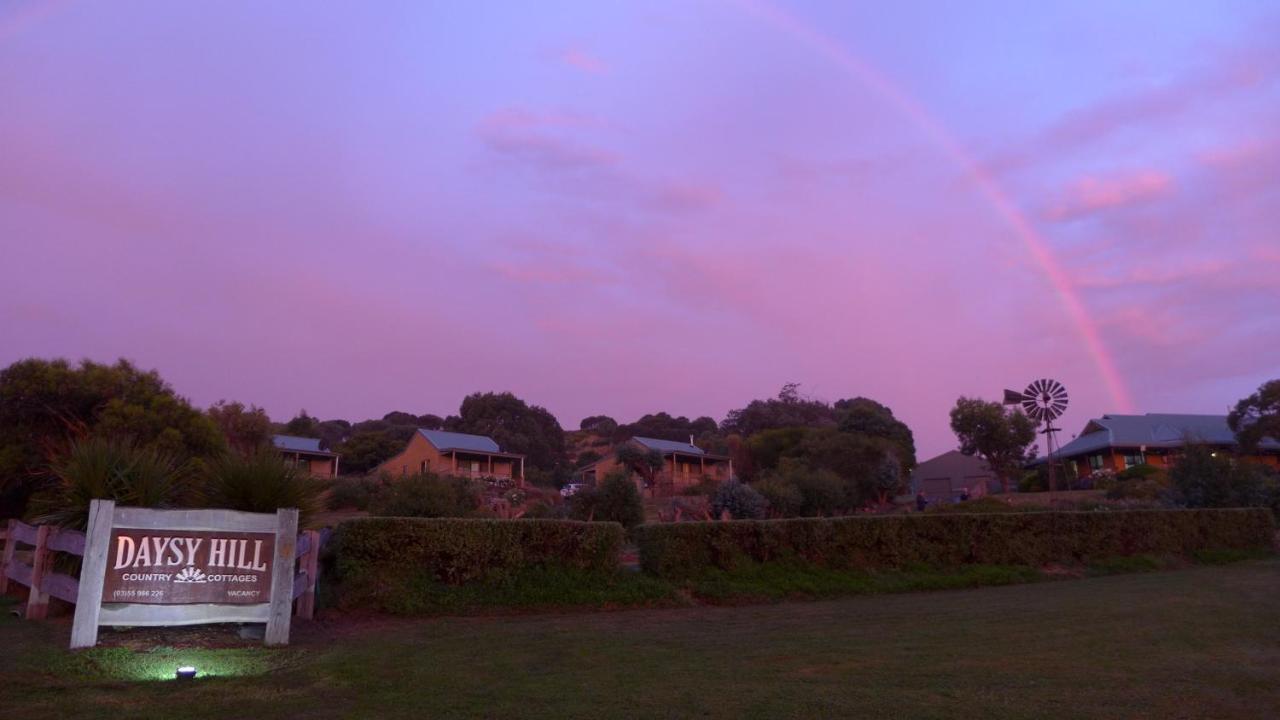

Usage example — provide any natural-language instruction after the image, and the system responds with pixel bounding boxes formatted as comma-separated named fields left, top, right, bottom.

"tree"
left=282, top=410, right=321, bottom=438
left=207, top=400, right=273, bottom=455
left=445, top=391, right=568, bottom=481
left=872, top=452, right=903, bottom=505
left=1228, top=380, right=1280, bottom=452
left=722, top=383, right=836, bottom=437
left=579, top=415, right=618, bottom=434
left=616, top=412, right=719, bottom=447
left=835, top=397, right=917, bottom=469
left=335, top=431, right=404, bottom=475
left=0, top=358, right=223, bottom=518
left=949, top=397, right=1037, bottom=493
left=614, top=443, right=665, bottom=490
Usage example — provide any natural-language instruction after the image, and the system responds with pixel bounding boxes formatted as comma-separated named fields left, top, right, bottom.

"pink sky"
left=2, top=1, right=1278, bottom=457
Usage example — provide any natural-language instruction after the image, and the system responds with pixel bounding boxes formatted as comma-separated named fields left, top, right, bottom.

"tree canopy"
left=207, top=400, right=273, bottom=455
left=948, top=397, right=1038, bottom=493
left=1228, top=379, right=1280, bottom=452
left=0, top=358, right=224, bottom=517
left=445, top=391, right=568, bottom=483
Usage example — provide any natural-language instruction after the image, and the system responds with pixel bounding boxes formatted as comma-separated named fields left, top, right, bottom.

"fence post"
left=0, top=520, right=14, bottom=595
left=296, top=529, right=321, bottom=620
left=265, top=508, right=299, bottom=646
left=25, top=525, right=51, bottom=620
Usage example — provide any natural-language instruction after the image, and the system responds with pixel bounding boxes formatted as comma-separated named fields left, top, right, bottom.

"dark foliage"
left=568, top=471, right=644, bottom=528
left=446, top=391, right=568, bottom=481
left=633, top=509, right=1276, bottom=580
left=1228, top=379, right=1280, bottom=452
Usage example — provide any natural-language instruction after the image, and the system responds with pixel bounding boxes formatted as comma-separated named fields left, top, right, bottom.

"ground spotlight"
left=175, top=666, right=197, bottom=680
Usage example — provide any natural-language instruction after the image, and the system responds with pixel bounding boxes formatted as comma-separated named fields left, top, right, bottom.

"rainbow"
left=733, top=0, right=1135, bottom=412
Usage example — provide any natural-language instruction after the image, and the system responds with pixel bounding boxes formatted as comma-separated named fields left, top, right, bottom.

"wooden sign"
left=71, top=500, right=298, bottom=649
left=102, top=529, right=275, bottom=605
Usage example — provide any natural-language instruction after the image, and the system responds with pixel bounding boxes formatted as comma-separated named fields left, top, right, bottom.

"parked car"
left=560, top=482, right=588, bottom=498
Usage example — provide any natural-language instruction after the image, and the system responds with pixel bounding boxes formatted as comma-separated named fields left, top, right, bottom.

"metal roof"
left=272, top=435, right=324, bottom=453
left=419, top=429, right=502, bottom=454
left=632, top=436, right=706, bottom=455
left=1054, top=413, right=1280, bottom=457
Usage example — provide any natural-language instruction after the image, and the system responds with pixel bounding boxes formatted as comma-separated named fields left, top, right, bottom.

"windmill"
left=1003, top=379, right=1069, bottom=492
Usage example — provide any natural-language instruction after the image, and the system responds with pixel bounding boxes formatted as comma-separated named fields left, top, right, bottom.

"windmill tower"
left=1003, top=379, right=1069, bottom=492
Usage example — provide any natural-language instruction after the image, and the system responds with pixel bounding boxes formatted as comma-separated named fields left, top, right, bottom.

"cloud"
left=476, top=108, right=616, bottom=171
left=556, top=46, right=607, bottom=75
left=1044, top=170, right=1172, bottom=222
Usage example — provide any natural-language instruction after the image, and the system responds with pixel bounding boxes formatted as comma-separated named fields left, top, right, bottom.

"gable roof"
left=1054, top=413, right=1280, bottom=457
left=632, top=436, right=705, bottom=455
left=272, top=435, right=324, bottom=453
left=909, top=450, right=993, bottom=481
left=419, top=429, right=502, bottom=454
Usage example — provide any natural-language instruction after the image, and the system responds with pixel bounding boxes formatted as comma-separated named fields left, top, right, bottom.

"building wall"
left=306, top=456, right=336, bottom=478
left=376, top=433, right=446, bottom=477
left=1069, top=447, right=1280, bottom=477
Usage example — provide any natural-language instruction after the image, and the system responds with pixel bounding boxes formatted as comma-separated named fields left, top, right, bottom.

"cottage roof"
left=1053, top=413, right=1280, bottom=458
left=632, top=436, right=705, bottom=455
left=272, top=434, right=324, bottom=453
left=419, top=429, right=503, bottom=454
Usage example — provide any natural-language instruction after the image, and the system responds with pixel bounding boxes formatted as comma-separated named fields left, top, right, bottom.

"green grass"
left=689, top=562, right=1044, bottom=601
left=3, top=560, right=1280, bottom=718
left=336, top=567, right=679, bottom=614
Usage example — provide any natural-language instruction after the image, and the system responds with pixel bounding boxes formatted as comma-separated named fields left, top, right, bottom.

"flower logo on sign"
left=175, top=566, right=207, bottom=583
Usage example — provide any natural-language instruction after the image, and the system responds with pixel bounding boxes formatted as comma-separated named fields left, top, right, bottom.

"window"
left=1121, top=450, right=1145, bottom=469
left=1088, top=455, right=1104, bottom=471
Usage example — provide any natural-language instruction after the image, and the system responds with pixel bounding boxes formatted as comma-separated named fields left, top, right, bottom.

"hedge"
left=632, top=509, right=1276, bottom=580
left=328, top=518, right=626, bottom=611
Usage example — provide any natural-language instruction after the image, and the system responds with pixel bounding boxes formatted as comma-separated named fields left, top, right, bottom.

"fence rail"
left=1, top=517, right=325, bottom=622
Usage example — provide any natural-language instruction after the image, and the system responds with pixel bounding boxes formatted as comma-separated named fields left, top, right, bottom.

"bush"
left=197, top=447, right=324, bottom=527
left=752, top=476, right=803, bottom=517
left=368, top=472, right=480, bottom=518
left=328, top=517, right=627, bottom=612
left=29, top=436, right=190, bottom=529
left=632, top=509, right=1276, bottom=580
left=1169, top=446, right=1279, bottom=510
left=711, top=481, right=767, bottom=519
left=326, top=475, right=379, bottom=511
left=568, top=471, right=643, bottom=528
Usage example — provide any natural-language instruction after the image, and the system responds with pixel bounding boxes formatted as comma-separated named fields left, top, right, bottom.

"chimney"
left=689, top=434, right=696, bottom=447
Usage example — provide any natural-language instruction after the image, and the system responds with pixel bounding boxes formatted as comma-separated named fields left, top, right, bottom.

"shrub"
left=752, top=476, right=803, bottom=517
left=197, top=447, right=323, bottom=527
left=679, top=477, right=720, bottom=497
left=568, top=471, right=643, bottom=528
left=1169, top=446, right=1278, bottom=509
left=327, top=475, right=379, bottom=511
left=368, top=472, right=480, bottom=518
left=328, top=517, right=626, bottom=612
left=711, top=481, right=767, bottom=520
left=29, top=436, right=190, bottom=529
left=632, top=509, right=1275, bottom=580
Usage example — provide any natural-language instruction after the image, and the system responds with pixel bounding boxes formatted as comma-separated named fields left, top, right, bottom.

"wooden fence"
left=1, top=519, right=326, bottom=622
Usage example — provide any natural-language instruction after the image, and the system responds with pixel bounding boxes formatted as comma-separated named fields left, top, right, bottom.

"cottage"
left=375, top=429, right=526, bottom=484
left=573, top=436, right=732, bottom=497
left=272, top=435, right=339, bottom=478
left=910, top=450, right=1000, bottom=503
left=1051, top=413, right=1280, bottom=479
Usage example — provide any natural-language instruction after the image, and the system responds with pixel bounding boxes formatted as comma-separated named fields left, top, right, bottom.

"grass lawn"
left=3, top=560, right=1279, bottom=719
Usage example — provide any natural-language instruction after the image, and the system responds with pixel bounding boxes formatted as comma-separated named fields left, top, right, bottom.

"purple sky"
left=2, top=1, right=1278, bottom=458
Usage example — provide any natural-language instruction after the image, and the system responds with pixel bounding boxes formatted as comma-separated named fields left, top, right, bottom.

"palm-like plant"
left=31, top=436, right=189, bottom=529
left=197, top=447, right=321, bottom=527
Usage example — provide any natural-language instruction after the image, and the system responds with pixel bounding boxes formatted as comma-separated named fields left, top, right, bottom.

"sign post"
left=71, top=500, right=299, bottom=649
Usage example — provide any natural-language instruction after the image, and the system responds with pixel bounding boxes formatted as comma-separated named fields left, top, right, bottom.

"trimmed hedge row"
left=328, top=518, right=625, bottom=610
left=632, top=509, right=1276, bottom=580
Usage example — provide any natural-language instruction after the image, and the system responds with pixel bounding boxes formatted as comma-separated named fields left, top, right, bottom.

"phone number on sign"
left=111, top=589, right=166, bottom=600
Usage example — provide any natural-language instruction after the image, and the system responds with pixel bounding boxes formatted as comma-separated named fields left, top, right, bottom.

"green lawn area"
left=3, top=560, right=1279, bottom=719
